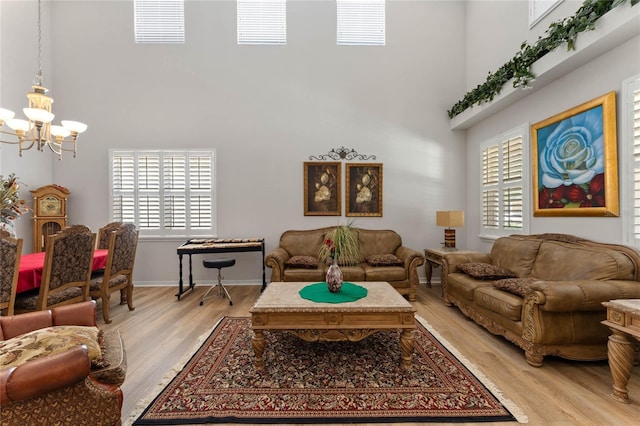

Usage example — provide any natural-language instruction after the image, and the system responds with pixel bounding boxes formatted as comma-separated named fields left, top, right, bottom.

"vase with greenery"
left=1, top=173, right=30, bottom=237
left=319, top=223, right=360, bottom=293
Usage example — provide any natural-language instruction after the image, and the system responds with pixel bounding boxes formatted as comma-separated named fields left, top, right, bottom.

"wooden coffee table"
left=249, top=281, right=416, bottom=370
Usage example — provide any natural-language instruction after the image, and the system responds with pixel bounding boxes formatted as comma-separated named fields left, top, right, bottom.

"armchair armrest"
left=0, top=345, right=90, bottom=403
left=526, top=280, right=640, bottom=312
left=265, top=247, right=291, bottom=282
left=446, top=253, right=491, bottom=272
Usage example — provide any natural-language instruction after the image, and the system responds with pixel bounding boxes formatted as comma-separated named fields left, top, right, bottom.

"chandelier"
left=0, top=0, right=87, bottom=159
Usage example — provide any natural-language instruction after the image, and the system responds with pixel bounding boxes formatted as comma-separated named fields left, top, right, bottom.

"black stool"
left=200, top=258, right=236, bottom=306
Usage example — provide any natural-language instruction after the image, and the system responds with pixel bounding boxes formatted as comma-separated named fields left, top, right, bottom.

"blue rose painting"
left=536, top=105, right=606, bottom=210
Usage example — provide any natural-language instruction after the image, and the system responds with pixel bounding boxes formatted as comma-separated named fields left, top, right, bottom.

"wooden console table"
left=602, top=299, right=640, bottom=403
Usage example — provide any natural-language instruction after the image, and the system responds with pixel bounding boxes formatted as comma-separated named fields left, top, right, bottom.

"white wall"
left=463, top=1, right=640, bottom=252
left=1, top=0, right=468, bottom=285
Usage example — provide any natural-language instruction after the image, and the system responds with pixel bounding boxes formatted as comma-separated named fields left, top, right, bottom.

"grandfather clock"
left=31, top=185, right=70, bottom=252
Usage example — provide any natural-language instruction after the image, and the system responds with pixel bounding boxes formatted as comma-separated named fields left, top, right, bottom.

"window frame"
left=109, top=149, right=217, bottom=240
left=621, top=75, right=640, bottom=249
left=479, top=124, right=530, bottom=241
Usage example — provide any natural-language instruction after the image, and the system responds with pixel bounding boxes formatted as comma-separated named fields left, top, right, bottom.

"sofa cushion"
left=358, top=229, right=402, bottom=259
left=0, top=325, right=103, bottom=370
left=365, top=254, right=403, bottom=266
left=363, top=264, right=406, bottom=281
left=283, top=267, right=325, bottom=282
left=447, top=273, right=493, bottom=301
left=490, top=237, right=542, bottom=278
left=474, top=287, right=523, bottom=322
left=280, top=228, right=326, bottom=257
left=285, top=255, right=319, bottom=269
left=492, top=277, right=538, bottom=297
left=457, top=263, right=515, bottom=280
left=530, top=241, right=636, bottom=281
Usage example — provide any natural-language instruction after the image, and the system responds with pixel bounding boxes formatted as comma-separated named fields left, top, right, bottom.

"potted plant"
left=1, top=173, right=30, bottom=236
left=318, top=222, right=361, bottom=293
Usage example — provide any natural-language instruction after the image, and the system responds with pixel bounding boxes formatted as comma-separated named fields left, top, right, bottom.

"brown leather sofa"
left=443, top=234, right=640, bottom=367
left=0, top=301, right=125, bottom=425
left=266, top=227, right=424, bottom=301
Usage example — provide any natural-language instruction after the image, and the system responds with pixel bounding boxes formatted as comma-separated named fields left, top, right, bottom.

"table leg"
left=424, top=261, right=433, bottom=288
left=607, top=328, right=634, bottom=403
left=252, top=329, right=266, bottom=371
left=176, top=254, right=184, bottom=299
left=400, top=328, right=414, bottom=369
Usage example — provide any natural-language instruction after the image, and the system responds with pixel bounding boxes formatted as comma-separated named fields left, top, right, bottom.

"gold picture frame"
left=531, top=91, right=619, bottom=217
left=346, top=163, right=382, bottom=217
left=303, top=162, right=341, bottom=216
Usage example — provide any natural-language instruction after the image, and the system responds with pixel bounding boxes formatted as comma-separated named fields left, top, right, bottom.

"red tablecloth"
left=17, top=249, right=109, bottom=294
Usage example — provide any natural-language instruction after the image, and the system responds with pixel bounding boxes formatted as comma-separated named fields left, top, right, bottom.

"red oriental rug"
left=129, top=317, right=527, bottom=424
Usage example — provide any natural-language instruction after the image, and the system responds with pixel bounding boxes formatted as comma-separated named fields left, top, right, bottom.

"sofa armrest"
left=446, top=252, right=491, bottom=272
left=525, top=280, right=640, bottom=312
left=0, top=345, right=90, bottom=403
left=394, top=246, right=424, bottom=267
left=265, top=247, right=291, bottom=282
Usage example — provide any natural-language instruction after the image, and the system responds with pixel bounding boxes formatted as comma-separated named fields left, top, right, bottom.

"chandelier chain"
left=34, top=0, right=43, bottom=86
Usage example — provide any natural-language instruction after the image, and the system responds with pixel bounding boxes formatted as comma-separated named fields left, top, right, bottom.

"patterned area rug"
left=130, top=317, right=527, bottom=424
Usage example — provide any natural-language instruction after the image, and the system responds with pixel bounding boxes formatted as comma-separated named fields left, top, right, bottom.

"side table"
left=424, top=248, right=476, bottom=292
left=601, top=299, right=640, bottom=403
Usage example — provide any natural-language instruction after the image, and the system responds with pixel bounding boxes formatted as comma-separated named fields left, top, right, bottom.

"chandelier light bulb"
left=50, top=124, right=71, bottom=138
left=6, top=118, right=31, bottom=132
left=0, top=108, right=16, bottom=123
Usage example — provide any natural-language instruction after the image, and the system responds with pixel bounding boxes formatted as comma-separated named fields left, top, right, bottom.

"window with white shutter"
left=110, top=150, right=216, bottom=238
left=337, top=0, right=385, bottom=46
left=622, top=76, right=640, bottom=248
left=480, top=125, right=529, bottom=239
left=237, top=0, right=287, bottom=45
left=134, top=0, right=185, bottom=44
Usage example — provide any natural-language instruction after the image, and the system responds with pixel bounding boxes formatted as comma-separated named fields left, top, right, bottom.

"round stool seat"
left=203, top=258, right=236, bottom=269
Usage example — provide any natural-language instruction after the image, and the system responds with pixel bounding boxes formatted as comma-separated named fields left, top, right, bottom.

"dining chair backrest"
left=0, top=233, right=23, bottom=315
left=38, top=225, right=96, bottom=310
left=107, top=223, right=138, bottom=277
left=97, top=222, right=124, bottom=249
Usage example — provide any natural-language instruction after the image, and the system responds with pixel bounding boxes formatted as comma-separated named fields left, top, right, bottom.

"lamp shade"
left=436, top=211, right=464, bottom=228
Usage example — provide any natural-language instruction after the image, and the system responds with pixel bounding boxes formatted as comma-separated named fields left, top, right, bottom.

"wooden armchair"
left=97, top=221, right=124, bottom=250
left=0, top=233, right=23, bottom=315
left=15, top=225, right=96, bottom=312
left=90, top=223, right=138, bottom=323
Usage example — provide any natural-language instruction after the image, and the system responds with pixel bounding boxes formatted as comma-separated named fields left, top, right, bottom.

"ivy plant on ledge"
left=447, top=0, right=639, bottom=119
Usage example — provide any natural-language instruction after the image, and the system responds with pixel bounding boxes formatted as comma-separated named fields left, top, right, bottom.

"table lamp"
left=436, top=210, right=464, bottom=249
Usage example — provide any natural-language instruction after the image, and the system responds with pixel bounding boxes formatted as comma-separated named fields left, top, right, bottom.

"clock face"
left=39, top=196, right=62, bottom=216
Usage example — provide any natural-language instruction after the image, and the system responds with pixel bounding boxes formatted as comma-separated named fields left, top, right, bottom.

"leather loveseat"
left=443, top=234, right=640, bottom=367
left=0, top=301, right=125, bottom=425
left=265, top=227, right=424, bottom=301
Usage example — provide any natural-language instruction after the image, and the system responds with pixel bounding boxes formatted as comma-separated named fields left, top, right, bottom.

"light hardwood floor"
left=100, top=283, right=640, bottom=426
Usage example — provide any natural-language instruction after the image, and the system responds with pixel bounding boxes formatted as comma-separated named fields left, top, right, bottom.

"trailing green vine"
left=447, top=0, right=638, bottom=119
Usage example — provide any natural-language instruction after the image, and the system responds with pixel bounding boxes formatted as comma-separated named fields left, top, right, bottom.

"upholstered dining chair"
left=97, top=221, right=124, bottom=250
left=90, top=223, right=138, bottom=323
left=0, top=232, right=23, bottom=316
left=14, top=225, right=96, bottom=312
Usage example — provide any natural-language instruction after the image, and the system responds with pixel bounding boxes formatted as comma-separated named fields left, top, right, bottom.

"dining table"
left=17, top=249, right=109, bottom=294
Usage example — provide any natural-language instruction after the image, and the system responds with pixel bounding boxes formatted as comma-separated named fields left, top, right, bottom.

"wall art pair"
left=303, top=162, right=382, bottom=217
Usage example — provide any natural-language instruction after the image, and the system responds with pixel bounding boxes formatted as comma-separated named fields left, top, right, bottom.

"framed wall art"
left=303, top=162, right=341, bottom=216
left=346, top=163, right=382, bottom=217
left=531, top=91, right=619, bottom=217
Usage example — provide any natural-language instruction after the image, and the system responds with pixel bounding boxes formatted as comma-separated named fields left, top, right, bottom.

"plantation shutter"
left=134, top=0, right=185, bottom=44
left=480, top=127, right=528, bottom=236
left=503, top=137, right=523, bottom=230
left=482, top=145, right=499, bottom=228
left=237, top=0, right=287, bottom=45
left=111, top=153, right=136, bottom=224
left=110, top=150, right=215, bottom=236
left=337, top=0, right=385, bottom=46
left=632, top=81, right=640, bottom=245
